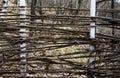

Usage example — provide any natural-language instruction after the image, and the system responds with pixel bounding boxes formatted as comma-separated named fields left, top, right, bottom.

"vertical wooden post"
left=19, top=0, right=27, bottom=77
left=89, top=0, right=96, bottom=66
left=88, top=0, right=96, bottom=78
left=111, top=0, right=115, bottom=35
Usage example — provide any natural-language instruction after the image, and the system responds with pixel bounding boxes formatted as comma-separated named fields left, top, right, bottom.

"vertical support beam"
left=89, top=0, right=96, bottom=65
left=111, top=0, right=115, bottom=35
left=111, top=0, right=115, bottom=55
left=88, top=0, right=96, bottom=78
left=89, top=0, right=96, bottom=64
left=90, top=0, right=96, bottom=39
left=19, top=0, right=27, bottom=77
left=31, top=0, right=37, bottom=22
